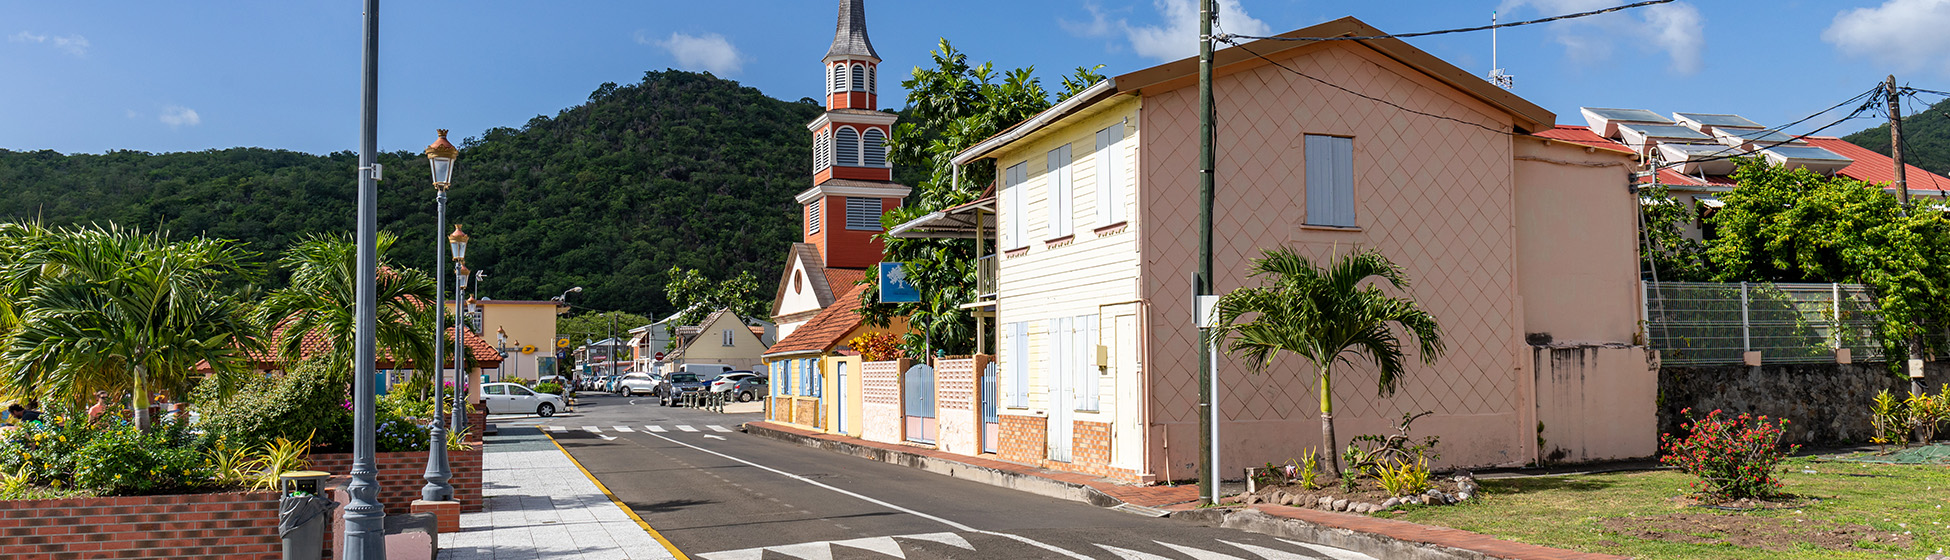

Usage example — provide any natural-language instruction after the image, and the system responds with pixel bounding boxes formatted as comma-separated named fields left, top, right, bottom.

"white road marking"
left=1098, top=544, right=1176, bottom=560
left=1220, top=539, right=1343, bottom=560
left=704, top=435, right=727, bottom=440
left=1156, top=541, right=1249, bottom=560
left=676, top=425, right=699, bottom=432
left=548, top=426, right=567, bottom=432
left=647, top=425, right=668, bottom=433
left=637, top=431, right=1093, bottom=559
left=898, top=533, right=974, bottom=551
left=697, top=532, right=976, bottom=560
left=613, top=426, right=635, bottom=432
left=1279, top=539, right=1378, bottom=560
left=708, top=425, right=733, bottom=432
left=830, top=535, right=907, bottom=558
left=582, top=427, right=602, bottom=433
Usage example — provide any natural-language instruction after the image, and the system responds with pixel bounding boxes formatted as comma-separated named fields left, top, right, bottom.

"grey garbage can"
left=278, top=471, right=337, bottom=560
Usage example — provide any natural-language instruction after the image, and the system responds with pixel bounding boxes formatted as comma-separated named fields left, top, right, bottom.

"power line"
left=1652, top=88, right=1885, bottom=171
left=1219, top=0, right=1675, bottom=43
left=1221, top=38, right=1525, bottom=138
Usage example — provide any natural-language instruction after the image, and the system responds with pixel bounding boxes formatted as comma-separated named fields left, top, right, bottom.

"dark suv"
left=654, top=373, right=710, bottom=406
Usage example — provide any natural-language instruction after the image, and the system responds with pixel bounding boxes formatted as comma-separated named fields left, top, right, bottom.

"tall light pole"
left=344, top=0, right=387, bottom=556
left=450, top=226, right=471, bottom=434
left=420, top=131, right=458, bottom=503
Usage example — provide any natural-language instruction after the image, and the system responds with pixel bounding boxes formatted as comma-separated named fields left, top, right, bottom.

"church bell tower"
left=800, top=0, right=910, bottom=270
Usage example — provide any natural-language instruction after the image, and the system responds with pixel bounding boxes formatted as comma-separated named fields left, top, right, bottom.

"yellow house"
left=466, top=299, right=568, bottom=383
left=661, top=309, right=771, bottom=373
left=762, top=283, right=902, bottom=436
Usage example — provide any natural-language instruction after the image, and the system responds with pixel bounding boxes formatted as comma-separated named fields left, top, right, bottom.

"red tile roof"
left=1651, top=168, right=1739, bottom=188
left=764, top=283, right=870, bottom=357
left=1805, top=137, right=1950, bottom=195
left=1530, top=125, right=1637, bottom=155
left=824, top=268, right=866, bottom=293
left=243, top=324, right=502, bottom=370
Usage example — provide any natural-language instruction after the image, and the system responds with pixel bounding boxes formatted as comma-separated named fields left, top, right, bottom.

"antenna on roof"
left=1489, top=11, right=1515, bottom=90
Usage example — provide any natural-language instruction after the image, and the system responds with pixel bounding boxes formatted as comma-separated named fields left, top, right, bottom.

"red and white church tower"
left=798, top=0, right=909, bottom=270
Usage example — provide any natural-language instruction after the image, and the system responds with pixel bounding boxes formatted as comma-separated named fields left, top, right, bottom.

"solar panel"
left=1673, top=113, right=1763, bottom=129
left=1618, top=123, right=1713, bottom=141
left=1762, top=146, right=1852, bottom=162
left=1660, top=143, right=1741, bottom=157
left=1582, top=108, right=1672, bottom=124
left=1718, top=128, right=1801, bottom=144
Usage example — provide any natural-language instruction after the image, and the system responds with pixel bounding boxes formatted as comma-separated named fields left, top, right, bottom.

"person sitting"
left=86, top=391, right=111, bottom=422
left=3, top=404, right=23, bottom=425
left=21, top=399, right=42, bottom=423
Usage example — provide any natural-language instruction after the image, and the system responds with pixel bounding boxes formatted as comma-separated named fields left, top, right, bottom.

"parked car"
left=616, top=373, right=660, bottom=397
left=677, top=363, right=733, bottom=378
left=652, top=372, right=711, bottom=406
left=717, top=373, right=768, bottom=402
left=481, top=382, right=565, bottom=417
left=536, top=375, right=569, bottom=390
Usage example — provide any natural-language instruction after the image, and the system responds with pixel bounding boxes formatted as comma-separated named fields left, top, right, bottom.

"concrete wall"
left=860, top=359, right=905, bottom=444
left=1533, top=344, right=1659, bottom=464
left=1512, top=137, right=1640, bottom=344
left=1141, top=40, right=1528, bottom=475
left=476, top=301, right=561, bottom=382
left=1661, top=362, right=1950, bottom=444
left=934, top=356, right=989, bottom=456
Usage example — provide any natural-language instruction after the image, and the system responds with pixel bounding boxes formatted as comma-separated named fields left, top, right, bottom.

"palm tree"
left=256, top=233, right=435, bottom=382
left=0, top=224, right=260, bottom=428
left=1208, top=247, right=1444, bottom=478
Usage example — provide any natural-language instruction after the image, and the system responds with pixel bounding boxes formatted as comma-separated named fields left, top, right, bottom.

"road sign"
left=654, top=351, right=666, bottom=361
left=556, top=338, right=571, bottom=348
left=520, top=345, right=538, bottom=355
left=879, top=262, right=920, bottom=303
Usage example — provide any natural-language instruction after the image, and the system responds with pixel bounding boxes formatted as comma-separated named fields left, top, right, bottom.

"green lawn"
left=1391, top=457, right=1950, bottom=559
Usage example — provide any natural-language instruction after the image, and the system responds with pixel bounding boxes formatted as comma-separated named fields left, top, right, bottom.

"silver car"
left=481, top=382, right=565, bottom=417
left=616, top=373, right=661, bottom=397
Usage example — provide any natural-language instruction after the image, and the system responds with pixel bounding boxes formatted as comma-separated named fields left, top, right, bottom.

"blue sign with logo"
left=879, top=262, right=920, bottom=303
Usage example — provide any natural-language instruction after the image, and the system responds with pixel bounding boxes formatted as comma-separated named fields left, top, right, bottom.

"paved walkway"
left=440, top=428, right=679, bottom=560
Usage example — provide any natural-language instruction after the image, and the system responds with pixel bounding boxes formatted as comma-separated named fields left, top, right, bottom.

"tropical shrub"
left=245, top=436, right=313, bottom=490
left=1369, top=458, right=1432, bottom=497
left=1907, top=389, right=1946, bottom=443
left=534, top=382, right=562, bottom=395
left=1660, top=408, right=1797, bottom=500
left=846, top=332, right=904, bottom=363
left=71, top=425, right=208, bottom=495
left=378, top=386, right=434, bottom=421
left=374, top=405, right=430, bottom=453
left=1870, top=389, right=1909, bottom=451
left=194, top=362, right=353, bottom=452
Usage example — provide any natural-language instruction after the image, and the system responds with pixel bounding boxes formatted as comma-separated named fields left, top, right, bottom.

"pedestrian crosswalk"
left=694, top=532, right=1374, bottom=560
left=547, top=424, right=736, bottom=435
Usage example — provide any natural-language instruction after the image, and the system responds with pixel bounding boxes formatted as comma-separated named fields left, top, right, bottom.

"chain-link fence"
left=1645, top=281, right=1883, bottom=366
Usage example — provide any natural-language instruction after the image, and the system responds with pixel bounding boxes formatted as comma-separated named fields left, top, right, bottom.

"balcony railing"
left=976, top=254, right=997, bottom=301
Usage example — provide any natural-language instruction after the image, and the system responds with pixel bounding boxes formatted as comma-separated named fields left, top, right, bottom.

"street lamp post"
left=420, top=130, right=459, bottom=503
left=344, top=0, right=386, bottom=556
left=450, top=227, right=471, bottom=435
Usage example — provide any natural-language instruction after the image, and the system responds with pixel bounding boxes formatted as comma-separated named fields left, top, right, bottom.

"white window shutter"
left=1007, top=163, right=1027, bottom=249
left=1012, top=323, right=1029, bottom=407
left=1060, top=145, right=1074, bottom=234
left=1082, top=315, right=1100, bottom=411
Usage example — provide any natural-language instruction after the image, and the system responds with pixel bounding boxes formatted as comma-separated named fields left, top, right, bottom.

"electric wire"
left=1647, top=85, right=1887, bottom=171
left=1218, top=0, right=1674, bottom=43
left=1220, top=38, right=1525, bottom=138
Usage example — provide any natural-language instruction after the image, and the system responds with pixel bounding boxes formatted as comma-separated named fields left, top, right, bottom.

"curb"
left=742, top=422, right=1122, bottom=507
left=1173, top=506, right=1632, bottom=560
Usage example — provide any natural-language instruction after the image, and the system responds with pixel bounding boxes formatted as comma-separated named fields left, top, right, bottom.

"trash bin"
left=278, top=471, right=337, bottom=560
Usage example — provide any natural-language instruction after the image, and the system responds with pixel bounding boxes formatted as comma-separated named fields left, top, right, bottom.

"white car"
left=616, top=373, right=661, bottom=397
left=709, top=371, right=759, bottom=393
left=481, top=382, right=565, bottom=417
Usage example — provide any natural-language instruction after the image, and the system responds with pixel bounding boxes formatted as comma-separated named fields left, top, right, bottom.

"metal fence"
left=1644, top=281, right=1883, bottom=366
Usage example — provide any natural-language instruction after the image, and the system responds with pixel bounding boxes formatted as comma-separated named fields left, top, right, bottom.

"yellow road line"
left=545, top=432, right=691, bottom=560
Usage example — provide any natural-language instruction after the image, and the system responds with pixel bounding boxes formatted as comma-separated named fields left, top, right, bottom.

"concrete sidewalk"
left=439, top=427, right=680, bottom=560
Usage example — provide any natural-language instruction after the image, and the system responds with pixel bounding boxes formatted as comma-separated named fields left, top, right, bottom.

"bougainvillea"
left=846, top=332, right=905, bottom=363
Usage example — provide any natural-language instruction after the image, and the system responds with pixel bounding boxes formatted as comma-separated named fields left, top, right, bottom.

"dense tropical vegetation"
left=0, top=70, right=822, bottom=317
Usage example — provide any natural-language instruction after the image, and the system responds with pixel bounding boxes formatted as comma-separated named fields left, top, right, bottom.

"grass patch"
left=1392, top=457, right=1950, bottom=559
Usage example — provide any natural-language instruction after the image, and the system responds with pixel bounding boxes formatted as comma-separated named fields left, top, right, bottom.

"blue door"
left=981, top=362, right=998, bottom=453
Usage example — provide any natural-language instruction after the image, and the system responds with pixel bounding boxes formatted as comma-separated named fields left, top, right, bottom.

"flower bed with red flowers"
left=1659, top=407, right=1799, bottom=500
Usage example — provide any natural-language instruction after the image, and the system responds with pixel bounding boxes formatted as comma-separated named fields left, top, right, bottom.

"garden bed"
left=1387, top=457, right=1948, bottom=559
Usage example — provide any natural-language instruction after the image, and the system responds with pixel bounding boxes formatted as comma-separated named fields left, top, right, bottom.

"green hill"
left=1842, top=98, right=1950, bottom=176
left=0, top=70, right=833, bottom=316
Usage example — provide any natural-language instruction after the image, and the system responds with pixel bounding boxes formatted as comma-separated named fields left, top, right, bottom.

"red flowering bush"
left=1659, top=408, right=1798, bottom=500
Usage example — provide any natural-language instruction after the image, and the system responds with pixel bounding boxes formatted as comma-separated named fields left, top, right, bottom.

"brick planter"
left=311, top=444, right=483, bottom=515
left=0, top=491, right=282, bottom=559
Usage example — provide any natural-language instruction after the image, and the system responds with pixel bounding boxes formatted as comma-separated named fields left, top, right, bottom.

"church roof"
left=824, top=0, right=879, bottom=61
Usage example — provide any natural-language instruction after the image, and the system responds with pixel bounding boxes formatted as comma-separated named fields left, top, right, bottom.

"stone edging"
left=742, top=421, right=1120, bottom=507
left=1174, top=506, right=1633, bottom=560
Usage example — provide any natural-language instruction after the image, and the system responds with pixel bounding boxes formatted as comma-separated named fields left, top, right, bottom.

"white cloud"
left=1497, top=0, right=1705, bottom=75
left=1081, top=0, right=1272, bottom=62
left=9, top=31, right=89, bottom=57
left=640, top=31, right=745, bottom=76
left=1824, top=0, right=1950, bottom=74
left=159, top=106, right=200, bottom=128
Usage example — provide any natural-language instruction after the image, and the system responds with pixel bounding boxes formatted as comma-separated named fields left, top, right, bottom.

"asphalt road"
left=506, top=392, right=1372, bottom=560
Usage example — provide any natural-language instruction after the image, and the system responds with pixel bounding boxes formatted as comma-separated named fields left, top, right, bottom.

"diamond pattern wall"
left=1139, top=43, right=1525, bottom=468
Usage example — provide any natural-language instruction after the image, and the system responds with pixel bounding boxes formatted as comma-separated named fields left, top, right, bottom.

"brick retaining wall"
left=311, top=444, right=482, bottom=515
left=0, top=491, right=281, bottom=559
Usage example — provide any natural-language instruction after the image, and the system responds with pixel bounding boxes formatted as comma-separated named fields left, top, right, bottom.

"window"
left=484, top=385, right=506, bottom=396
left=850, top=64, right=866, bottom=92
left=1095, top=123, right=1125, bottom=225
left=807, top=202, right=821, bottom=234
left=862, top=128, right=887, bottom=167
left=721, top=329, right=734, bottom=346
left=868, top=65, right=876, bottom=94
left=783, top=360, right=796, bottom=396
left=814, top=130, right=830, bottom=171
left=846, top=197, right=883, bottom=231
left=835, top=128, right=861, bottom=166
left=832, top=63, right=845, bottom=94
left=1305, top=135, right=1356, bottom=227
left=1005, top=162, right=1027, bottom=249
left=509, top=386, right=534, bottom=396
left=1046, top=144, right=1073, bottom=237
left=800, top=359, right=816, bottom=397
left=1008, top=322, right=1028, bottom=408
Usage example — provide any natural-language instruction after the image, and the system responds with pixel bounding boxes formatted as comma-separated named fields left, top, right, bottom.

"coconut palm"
left=1208, top=247, right=1444, bottom=478
left=0, top=224, right=260, bottom=428
left=256, top=233, right=435, bottom=382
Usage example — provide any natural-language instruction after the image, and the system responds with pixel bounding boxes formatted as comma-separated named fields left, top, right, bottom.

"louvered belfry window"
left=835, top=128, right=861, bottom=167
left=863, top=128, right=887, bottom=167
left=845, top=197, right=882, bottom=231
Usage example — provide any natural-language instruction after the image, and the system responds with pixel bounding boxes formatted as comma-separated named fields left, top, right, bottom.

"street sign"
left=519, top=345, right=538, bottom=355
left=654, top=351, right=666, bottom=361
left=878, top=262, right=920, bottom=303
left=556, top=338, right=571, bottom=348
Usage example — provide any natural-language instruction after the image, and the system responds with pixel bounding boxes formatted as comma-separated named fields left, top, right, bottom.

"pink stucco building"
left=950, top=17, right=1656, bottom=483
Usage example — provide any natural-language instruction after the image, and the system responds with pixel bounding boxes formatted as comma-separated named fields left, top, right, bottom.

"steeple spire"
left=824, top=0, right=879, bottom=62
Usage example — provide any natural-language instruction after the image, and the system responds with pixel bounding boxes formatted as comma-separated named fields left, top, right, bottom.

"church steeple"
left=800, top=0, right=908, bottom=270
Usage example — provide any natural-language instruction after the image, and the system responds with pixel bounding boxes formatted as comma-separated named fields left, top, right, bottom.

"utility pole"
left=1196, top=0, right=1219, bottom=506
left=1889, top=75, right=1925, bottom=397
left=343, top=0, right=386, bottom=556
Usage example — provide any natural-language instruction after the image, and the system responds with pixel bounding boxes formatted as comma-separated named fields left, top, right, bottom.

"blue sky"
left=2, top=0, right=1946, bottom=156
